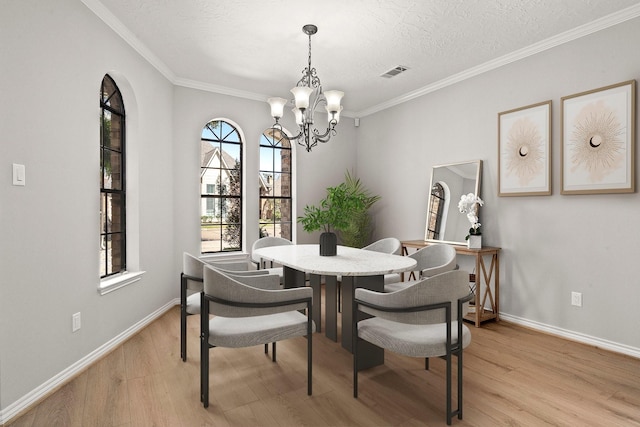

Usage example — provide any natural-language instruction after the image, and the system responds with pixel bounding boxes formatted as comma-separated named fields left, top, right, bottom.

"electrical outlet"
left=571, top=292, right=582, bottom=307
left=72, top=312, right=81, bottom=332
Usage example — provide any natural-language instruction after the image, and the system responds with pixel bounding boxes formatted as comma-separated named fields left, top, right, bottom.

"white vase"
left=468, top=235, right=482, bottom=249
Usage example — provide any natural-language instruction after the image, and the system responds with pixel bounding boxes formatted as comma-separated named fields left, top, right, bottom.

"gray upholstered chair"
left=362, top=237, right=402, bottom=254
left=200, top=266, right=314, bottom=408
left=384, top=243, right=457, bottom=293
left=180, top=253, right=269, bottom=362
left=250, top=236, right=294, bottom=284
left=363, top=237, right=403, bottom=285
left=353, top=270, right=473, bottom=425
left=337, top=238, right=403, bottom=311
left=251, top=236, right=293, bottom=269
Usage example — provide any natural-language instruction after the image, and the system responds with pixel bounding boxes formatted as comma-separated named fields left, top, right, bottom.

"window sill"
left=98, top=271, right=146, bottom=295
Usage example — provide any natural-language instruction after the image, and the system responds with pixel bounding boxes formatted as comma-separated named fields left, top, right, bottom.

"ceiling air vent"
left=381, top=65, right=409, bottom=78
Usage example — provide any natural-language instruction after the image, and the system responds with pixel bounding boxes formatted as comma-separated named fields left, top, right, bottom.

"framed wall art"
left=561, top=80, right=636, bottom=194
left=498, top=100, right=552, bottom=196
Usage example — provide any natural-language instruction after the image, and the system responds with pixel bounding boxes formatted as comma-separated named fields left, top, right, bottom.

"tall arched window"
left=201, top=120, right=243, bottom=253
left=100, top=75, right=126, bottom=278
left=426, top=182, right=445, bottom=240
left=259, top=128, right=292, bottom=240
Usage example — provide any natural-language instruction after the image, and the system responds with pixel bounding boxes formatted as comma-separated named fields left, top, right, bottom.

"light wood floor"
left=7, top=305, right=640, bottom=427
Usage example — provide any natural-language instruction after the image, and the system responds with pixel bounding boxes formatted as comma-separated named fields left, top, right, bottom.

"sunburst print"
left=504, top=117, right=545, bottom=186
left=569, top=100, right=625, bottom=182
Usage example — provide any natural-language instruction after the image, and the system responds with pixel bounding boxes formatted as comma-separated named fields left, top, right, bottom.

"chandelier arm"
left=270, top=122, right=308, bottom=143
left=310, top=124, right=337, bottom=144
left=289, top=129, right=304, bottom=141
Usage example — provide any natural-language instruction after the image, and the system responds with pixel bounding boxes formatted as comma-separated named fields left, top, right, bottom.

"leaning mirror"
left=425, top=160, right=482, bottom=245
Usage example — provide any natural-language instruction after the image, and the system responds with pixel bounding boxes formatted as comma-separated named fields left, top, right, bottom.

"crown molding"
left=355, top=3, right=640, bottom=118
left=173, top=77, right=266, bottom=102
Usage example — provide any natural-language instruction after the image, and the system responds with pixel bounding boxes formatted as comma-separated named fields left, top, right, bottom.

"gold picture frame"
left=498, top=100, right=552, bottom=196
left=561, top=80, right=636, bottom=195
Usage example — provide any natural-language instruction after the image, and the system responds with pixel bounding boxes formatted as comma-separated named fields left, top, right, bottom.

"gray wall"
left=1, top=0, right=639, bottom=419
left=0, top=0, right=176, bottom=412
left=356, top=17, right=640, bottom=350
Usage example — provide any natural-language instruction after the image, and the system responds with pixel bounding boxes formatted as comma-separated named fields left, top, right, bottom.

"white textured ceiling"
left=85, top=0, right=640, bottom=116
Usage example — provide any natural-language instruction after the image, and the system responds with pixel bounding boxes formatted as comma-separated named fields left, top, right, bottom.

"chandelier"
left=267, top=24, right=344, bottom=152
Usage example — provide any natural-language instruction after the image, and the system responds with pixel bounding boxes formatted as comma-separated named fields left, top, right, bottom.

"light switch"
left=13, top=163, right=25, bottom=186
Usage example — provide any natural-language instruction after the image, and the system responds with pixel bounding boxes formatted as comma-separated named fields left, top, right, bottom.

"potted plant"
left=337, top=171, right=381, bottom=248
left=458, top=193, right=484, bottom=249
left=298, top=181, right=367, bottom=256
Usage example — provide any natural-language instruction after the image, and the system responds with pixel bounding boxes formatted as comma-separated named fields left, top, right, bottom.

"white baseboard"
left=500, top=312, right=640, bottom=359
left=0, top=299, right=179, bottom=426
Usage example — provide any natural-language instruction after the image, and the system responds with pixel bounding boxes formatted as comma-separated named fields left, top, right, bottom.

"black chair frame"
left=353, top=292, right=473, bottom=425
left=200, top=293, right=313, bottom=408
left=180, top=272, right=203, bottom=362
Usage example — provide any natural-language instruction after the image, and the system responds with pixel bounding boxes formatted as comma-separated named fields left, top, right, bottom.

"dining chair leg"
left=353, top=316, right=358, bottom=398
left=200, top=293, right=209, bottom=408
left=272, top=342, right=276, bottom=362
left=180, top=273, right=187, bottom=362
left=446, top=351, right=452, bottom=425
left=307, top=324, right=313, bottom=395
left=457, top=350, right=463, bottom=420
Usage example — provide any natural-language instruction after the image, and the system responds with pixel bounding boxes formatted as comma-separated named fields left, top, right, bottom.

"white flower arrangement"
left=458, top=193, right=484, bottom=239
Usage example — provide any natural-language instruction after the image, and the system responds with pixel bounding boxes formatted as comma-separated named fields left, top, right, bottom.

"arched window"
left=201, top=120, right=243, bottom=253
left=259, top=128, right=292, bottom=240
left=100, top=75, right=126, bottom=278
left=426, top=182, right=445, bottom=240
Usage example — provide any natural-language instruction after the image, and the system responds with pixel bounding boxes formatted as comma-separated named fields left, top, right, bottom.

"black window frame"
left=259, top=129, right=293, bottom=240
left=200, top=120, right=243, bottom=253
left=100, top=74, right=126, bottom=278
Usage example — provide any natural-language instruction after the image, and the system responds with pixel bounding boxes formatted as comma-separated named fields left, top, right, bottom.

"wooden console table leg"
left=473, top=251, right=500, bottom=327
left=474, top=255, right=481, bottom=327
left=495, top=254, right=500, bottom=321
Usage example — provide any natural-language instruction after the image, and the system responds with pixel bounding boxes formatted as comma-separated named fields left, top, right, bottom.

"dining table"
left=252, top=243, right=417, bottom=370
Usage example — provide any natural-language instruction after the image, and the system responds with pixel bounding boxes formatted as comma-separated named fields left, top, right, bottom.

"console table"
left=401, top=240, right=501, bottom=327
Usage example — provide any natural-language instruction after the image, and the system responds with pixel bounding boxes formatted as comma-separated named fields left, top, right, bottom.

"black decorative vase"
left=319, top=232, right=337, bottom=256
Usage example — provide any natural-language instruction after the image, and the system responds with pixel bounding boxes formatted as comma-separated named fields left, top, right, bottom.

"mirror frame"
left=424, top=159, right=483, bottom=245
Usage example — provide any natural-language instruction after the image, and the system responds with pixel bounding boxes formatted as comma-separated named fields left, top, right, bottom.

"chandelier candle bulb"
left=291, top=86, right=313, bottom=109
left=326, top=105, right=343, bottom=123
left=324, top=90, right=344, bottom=112
left=292, top=107, right=304, bottom=125
left=267, top=97, right=287, bottom=119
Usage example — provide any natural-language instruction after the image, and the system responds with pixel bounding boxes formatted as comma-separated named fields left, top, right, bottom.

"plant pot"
left=319, top=232, right=337, bottom=256
left=467, top=235, right=482, bottom=249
